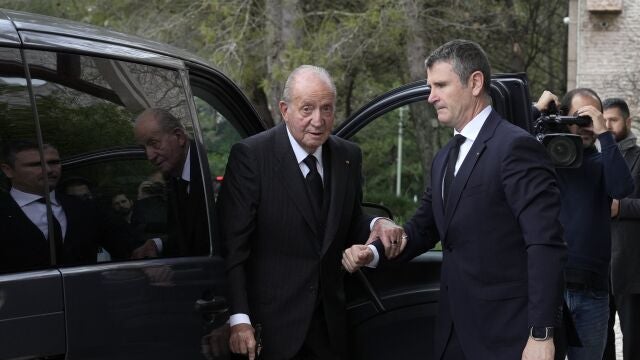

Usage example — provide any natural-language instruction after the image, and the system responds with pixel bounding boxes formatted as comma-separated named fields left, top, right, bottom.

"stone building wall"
left=570, top=0, right=640, bottom=132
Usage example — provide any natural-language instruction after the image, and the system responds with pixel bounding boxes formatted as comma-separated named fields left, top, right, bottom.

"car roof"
left=0, top=9, right=212, bottom=69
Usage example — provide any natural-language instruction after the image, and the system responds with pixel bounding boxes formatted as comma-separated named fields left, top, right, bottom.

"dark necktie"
left=175, top=178, right=190, bottom=230
left=443, top=134, right=466, bottom=207
left=37, top=197, right=64, bottom=263
left=303, top=155, right=323, bottom=211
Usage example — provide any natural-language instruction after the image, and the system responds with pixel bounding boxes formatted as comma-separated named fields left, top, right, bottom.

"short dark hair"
left=560, top=88, right=603, bottom=115
left=603, top=97, right=630, bottom=119
left=1, top=140, right=55, bottom=167
left=425, top=39, right=492, bottom=94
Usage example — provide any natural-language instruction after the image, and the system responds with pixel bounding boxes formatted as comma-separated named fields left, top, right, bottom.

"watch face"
left=531, top=327, right=553, bottom=340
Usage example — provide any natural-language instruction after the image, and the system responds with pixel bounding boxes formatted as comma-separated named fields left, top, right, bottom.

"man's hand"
left=368, top=218, right=406, bottom=259
left=575, top=105, right=607, bottom=135
left=201, top=324, right=230, bottom=360
left=534, top=90, right=559, bottom=113
left=131, top=239, right=159, bottom=259
left=342, top=244, right=374, bottom=273
left=229, top=323, right=258, bottom=360
left=522, top=338, right=554, bottom=360
left=611, top=199, right=620, bottom=218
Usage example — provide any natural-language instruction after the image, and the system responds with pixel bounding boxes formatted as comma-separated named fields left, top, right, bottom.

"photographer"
left=534, top=89, right=634, bottom=360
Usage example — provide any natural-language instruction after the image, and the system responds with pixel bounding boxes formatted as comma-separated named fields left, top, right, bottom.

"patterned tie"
left=303, top=155, right=323, bottom=211
left=443, top=134, right=466, bottom=207
left=37, top=197, right=64, bottom=263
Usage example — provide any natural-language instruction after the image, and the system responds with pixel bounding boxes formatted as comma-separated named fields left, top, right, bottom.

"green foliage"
left=1, top=0, right=569, bottom=221
left=352, top=107, right=424, bottom=222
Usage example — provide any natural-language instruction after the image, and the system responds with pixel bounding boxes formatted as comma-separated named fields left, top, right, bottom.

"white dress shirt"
left=368, top=105, right=493, bottom=268
left=10, top=188, right=67, bottom=241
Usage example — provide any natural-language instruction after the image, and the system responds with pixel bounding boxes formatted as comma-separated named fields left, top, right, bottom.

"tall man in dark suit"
left=133, top=108, right=209, bottom=257
left=217, top=65, right=371, bottom=359
left=343, top=40, right=567, bottom=360
left=0, top=141, right=132, bottom=273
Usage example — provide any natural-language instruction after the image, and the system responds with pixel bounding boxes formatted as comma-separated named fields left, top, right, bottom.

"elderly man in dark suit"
left=217, top=65, right=372, bottom=360
left=0, top=141, right=132, bottom=273
left=343, top=40, right=567, bottom=360
left=133, top=108, right=209, bottom=257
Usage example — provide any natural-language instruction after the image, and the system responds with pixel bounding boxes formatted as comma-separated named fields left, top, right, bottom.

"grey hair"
left=425, top=39, right=491, bottom=95
left=135, top=108, right=186, bottom=133
left=281, top=65, right=337, bottom=103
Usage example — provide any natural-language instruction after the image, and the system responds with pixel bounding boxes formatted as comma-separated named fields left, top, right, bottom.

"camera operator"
left=602, top=97, right=640, bottom=360
left=534, top=88, right=633, bottom=360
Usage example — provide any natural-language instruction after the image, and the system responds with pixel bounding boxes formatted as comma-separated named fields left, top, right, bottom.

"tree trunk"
left=401, top=0, right=437, bottom=188
left=265, top=0, right=301, bottom=124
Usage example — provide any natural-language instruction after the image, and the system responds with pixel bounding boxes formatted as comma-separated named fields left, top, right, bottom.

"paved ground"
left=614, top=313, right=623, bottom=360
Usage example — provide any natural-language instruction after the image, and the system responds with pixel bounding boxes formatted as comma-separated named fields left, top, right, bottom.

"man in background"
left=0, top=141, right=132, bottom=272
left=534, top=89, right=633, bottom=360
left=602, top=97, right=640, bottom=360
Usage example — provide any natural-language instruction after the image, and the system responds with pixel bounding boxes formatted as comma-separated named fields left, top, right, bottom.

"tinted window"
left=350, top=104, right=426, bottom=223
left=0, top=48, right=55, bottom=274
left=22, top=49, right=209, bottom=264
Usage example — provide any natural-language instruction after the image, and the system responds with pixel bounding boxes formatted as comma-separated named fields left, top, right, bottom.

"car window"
left=350, top=104, right=427, bottom=224
left=193, top=95, right=241, bottom=199
left=21, top=49, right=210, bottom=265
left=0, top=48, right=55, bottom=274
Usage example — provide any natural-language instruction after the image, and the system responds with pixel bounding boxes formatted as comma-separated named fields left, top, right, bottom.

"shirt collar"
left=181, top=145, right=191, bottom=182
left=454, top=105, right=492, bottom=141
left=286, top=125, right=323, bottom=164
left=10, top=187, right=60, bottom=207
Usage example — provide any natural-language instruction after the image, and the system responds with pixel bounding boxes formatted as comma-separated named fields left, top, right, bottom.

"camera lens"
left=547, top=136, right=577, bottom=167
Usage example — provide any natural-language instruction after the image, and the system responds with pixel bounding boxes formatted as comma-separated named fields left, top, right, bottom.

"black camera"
left=533, top=106, right=591, bottom=168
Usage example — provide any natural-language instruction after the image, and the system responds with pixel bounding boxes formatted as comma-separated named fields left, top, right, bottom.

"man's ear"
left=278, top=101, right=289, bottom=123
left=469, top=71, right=484, bottom=97
left=626, top=116, right=633, bottom=129
left=0, top=163, right=13, bottom=179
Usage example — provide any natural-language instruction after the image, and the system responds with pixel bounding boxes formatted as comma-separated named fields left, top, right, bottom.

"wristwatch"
left=529, top=326, right=554, bottom=341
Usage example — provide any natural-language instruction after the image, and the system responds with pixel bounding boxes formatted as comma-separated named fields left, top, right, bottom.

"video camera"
left=533, top=102, right=591, bottom=168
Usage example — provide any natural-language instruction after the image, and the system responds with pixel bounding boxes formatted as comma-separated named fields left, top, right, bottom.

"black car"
left=0, top=9, right=533, bottom=360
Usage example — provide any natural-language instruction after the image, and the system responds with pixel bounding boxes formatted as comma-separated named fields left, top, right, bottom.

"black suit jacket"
left=164, top=141, right=210, bottom=257
left=0, top=191, right=132, bottom=273
left=611, top=142, right=640, bottom=295
left=387, top=111, right=566, bottom=359
left=217, top=123, right=370, bottom=359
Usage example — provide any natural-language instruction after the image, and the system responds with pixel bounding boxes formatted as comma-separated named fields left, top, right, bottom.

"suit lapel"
left=321, top=137, right=348, bottom=255
left=273, top=124, right=318, bottom=234
left=0, top=193, right=46, bottom=242
left=443, top=112, right=500, bottom=232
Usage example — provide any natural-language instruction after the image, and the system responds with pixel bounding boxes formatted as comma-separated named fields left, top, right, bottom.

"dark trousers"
left=291, top=306, right=338, bottom=360
left=441, top=326, right=466, bottom=360
left=603, top=292, right=640, bottom=360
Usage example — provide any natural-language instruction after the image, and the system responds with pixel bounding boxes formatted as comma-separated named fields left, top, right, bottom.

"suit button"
left=309, top=286, right=316, bottom=293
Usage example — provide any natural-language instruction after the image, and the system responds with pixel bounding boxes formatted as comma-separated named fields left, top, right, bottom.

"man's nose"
left=427, top=90, right=437, bottom=104
left=145, top=147, right=157, bottom=160
left=310, top=109, right=324, bottom=126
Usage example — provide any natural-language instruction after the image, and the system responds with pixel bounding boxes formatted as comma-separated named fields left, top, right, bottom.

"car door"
left=0, top=10, right=266, bottom=359
left=0, top=22, right=67, bottom=359
left=339, top=75, right=533, bottom=359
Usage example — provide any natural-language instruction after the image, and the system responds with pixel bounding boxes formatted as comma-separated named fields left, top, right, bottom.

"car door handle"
left=195, top=296, right=228, bottom=314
